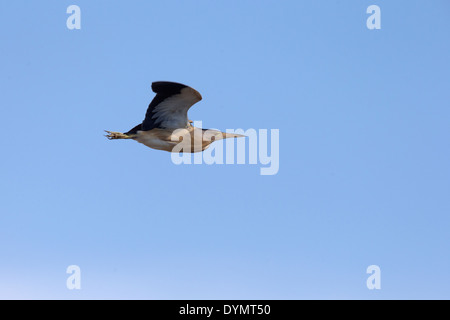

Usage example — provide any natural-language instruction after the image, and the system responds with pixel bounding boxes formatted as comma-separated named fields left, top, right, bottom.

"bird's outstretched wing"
left=141, top=81, right=202, bottom=130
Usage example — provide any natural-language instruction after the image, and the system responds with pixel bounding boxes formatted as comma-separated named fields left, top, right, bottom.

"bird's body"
left=133, top=126, right=218, bottom=153
left=105, top=81, right=244, bottom=153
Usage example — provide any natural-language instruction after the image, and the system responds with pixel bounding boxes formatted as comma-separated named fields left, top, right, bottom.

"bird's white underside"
left=135, top=127, right=217, bottom=153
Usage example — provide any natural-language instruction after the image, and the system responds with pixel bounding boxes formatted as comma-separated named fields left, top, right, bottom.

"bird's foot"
left=104, top=131, right=131, bottom=140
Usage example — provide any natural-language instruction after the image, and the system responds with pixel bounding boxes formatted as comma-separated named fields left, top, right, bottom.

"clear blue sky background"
left=0, top=1, right=449, bottom=299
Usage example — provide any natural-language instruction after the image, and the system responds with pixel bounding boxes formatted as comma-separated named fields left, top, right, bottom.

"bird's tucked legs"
left=104, top=131, right=134, bottom=140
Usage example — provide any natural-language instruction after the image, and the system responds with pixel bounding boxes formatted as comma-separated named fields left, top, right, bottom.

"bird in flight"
left=105, top=81, right=245, bottom=153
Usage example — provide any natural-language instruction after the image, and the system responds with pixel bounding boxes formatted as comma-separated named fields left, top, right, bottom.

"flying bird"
left=105, top=81, right=245, bottom=152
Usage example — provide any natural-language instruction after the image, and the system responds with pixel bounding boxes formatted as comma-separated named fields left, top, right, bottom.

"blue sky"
left=0, top=0, right=449, bottom=299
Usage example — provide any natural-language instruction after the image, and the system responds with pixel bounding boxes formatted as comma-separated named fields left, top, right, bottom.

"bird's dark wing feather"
left=125, top=123, right=142, bottom=135
left=141, top=81, right=202, bottom=130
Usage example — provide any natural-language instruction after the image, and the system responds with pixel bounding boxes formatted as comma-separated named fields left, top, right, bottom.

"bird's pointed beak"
left=222, top=132, right=246, bottom=139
